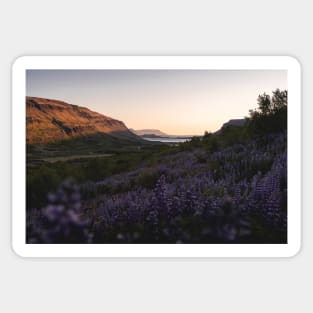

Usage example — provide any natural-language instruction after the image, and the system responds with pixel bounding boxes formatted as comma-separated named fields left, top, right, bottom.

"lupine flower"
left=27, top=131, right=287, bottom=243
left=28, top=179, right=92, bottom=243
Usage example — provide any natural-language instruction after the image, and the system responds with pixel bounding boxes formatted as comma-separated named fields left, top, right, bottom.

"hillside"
left=26, top=97, right=151, bottom=158
left=27, top=130, right=288, bottom=243
left=221, top=118, right=246, bottom=128
left=214, top=118, right=246, bottom=135
left=26, top=97, right=142, bottom=144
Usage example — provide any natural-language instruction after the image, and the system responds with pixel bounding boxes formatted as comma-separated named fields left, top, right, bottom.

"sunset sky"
left=26, top=70, right=287, bottom=135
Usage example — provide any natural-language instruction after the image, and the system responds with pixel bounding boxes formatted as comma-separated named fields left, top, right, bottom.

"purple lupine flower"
left=28, top=179, right=92, bottom=243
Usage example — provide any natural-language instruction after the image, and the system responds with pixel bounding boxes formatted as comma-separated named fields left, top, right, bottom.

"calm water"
left=143, top=137, right=191, bottom=143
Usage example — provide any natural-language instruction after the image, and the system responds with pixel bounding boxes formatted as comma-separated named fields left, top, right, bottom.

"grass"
left=41, top=153, right=114, bottom=163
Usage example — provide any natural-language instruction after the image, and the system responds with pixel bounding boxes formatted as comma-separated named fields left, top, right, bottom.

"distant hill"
left=130, top=129, right=194, bottom=139
left=26, top=97, right=150, bottom=158
left=130, top=129, right=169, bottom=137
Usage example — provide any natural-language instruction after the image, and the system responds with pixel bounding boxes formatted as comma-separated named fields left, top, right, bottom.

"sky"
left=26, top=70, right=287, bottom=135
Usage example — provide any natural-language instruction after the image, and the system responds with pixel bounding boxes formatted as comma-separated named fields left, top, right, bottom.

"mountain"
left=130, top=129, right=169, bottom=137
left=26, top=97, right=150, bottom=158
left=221, top=119, right=246, bottom=128
left=214, top=118, right=246, bottom=135
left=26, top=96, right=141, bottom=144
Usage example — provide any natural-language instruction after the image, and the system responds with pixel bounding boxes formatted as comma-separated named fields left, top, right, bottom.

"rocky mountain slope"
left=26, top=97, right=141, bottom=144
left=214, top=118, right=246, bottom=135
left=221, top=118, right=246, bottom=128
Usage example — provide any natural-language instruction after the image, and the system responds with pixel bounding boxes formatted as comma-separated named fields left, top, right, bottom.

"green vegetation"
left=27, top=143, right=178, bottom=208
left=247, top=89, right=287, bottom=135
left=42, top=153, right=114, bottom=163
left=27, top=132, right=153, bottom=161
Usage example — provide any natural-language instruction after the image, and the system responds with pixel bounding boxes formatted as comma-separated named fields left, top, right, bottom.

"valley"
left=26, top=90, right=288, bottom=244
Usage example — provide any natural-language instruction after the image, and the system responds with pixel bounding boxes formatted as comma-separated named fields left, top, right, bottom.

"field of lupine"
left=27, top=131, right=287, bottom=244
